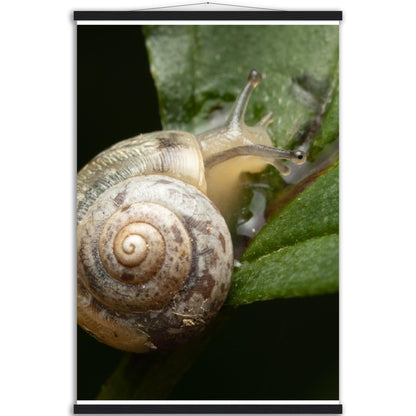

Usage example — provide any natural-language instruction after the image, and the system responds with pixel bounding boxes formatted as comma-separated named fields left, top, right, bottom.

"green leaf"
left=144, top=25, right=339, bottom=150
left=227, top=165, right=339, bottom=305
left=227, top=234, right=339, bottom=306
left=309, top=77, right=339, bottom=161
left=242, top=164, right=339, bottom=262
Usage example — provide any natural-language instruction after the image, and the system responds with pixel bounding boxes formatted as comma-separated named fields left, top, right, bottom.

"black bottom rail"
left=74, top=403, right=342, bottom=414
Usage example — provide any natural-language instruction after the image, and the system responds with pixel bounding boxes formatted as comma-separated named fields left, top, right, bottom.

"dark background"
left=77, top=25, right=339, bottom=400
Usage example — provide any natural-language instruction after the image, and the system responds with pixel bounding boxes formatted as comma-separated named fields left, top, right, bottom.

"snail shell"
left=77, top=69, right=306, bottom=352
left=78, top=133, right=233, bottom=352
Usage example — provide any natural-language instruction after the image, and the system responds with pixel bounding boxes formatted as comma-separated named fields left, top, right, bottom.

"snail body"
left=77, top=69, right=306, bottom=352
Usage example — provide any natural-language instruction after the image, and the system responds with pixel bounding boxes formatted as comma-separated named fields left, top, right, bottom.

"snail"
left=77, top=69, right=306, bottom=353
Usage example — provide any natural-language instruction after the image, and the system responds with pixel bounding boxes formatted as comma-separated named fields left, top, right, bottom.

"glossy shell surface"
left=77, top=175, right=233, bottom=352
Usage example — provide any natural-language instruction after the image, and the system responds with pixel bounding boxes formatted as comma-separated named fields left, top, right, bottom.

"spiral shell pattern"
left=77, top=175, right=233, bottom=352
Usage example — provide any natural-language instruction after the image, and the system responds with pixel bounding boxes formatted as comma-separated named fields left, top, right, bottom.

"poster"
left=75, top=9, right=341, bottom=414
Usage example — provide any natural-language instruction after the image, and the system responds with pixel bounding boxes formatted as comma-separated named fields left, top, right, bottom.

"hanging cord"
left=135, top=2, right=280, bottom=12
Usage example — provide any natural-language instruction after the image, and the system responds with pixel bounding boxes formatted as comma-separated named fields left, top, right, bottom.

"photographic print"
left=76, top=11, right=341, bottom=414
